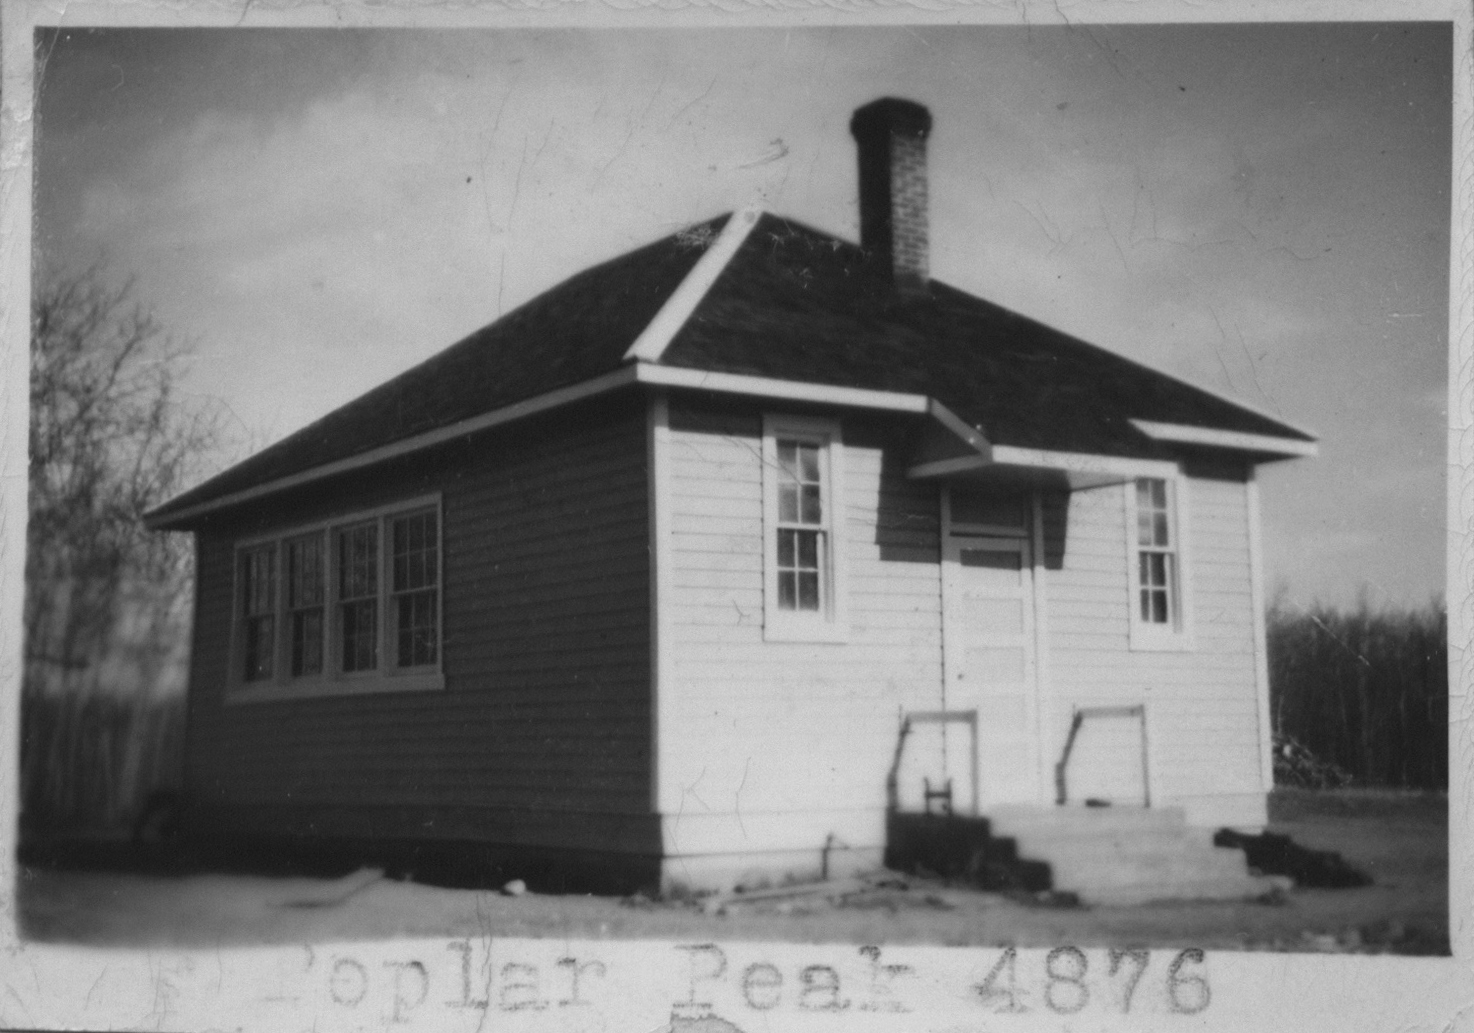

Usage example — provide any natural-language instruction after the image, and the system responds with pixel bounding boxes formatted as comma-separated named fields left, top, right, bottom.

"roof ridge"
left=623, top=205, right=764, bottom=364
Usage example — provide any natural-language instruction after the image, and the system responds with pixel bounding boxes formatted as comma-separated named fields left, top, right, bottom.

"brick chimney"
left=850, top=97, right=933, bottom=293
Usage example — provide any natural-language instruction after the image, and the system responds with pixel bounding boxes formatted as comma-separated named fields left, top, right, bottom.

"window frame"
left=226, top=493, right=444, bottom=703
left=1125, top=475, right=1195, bottom=652
left=761, top=414, right=849, bottom=643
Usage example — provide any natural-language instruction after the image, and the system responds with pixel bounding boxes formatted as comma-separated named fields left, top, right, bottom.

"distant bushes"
left=1268, top=600, right=1446, bottom=790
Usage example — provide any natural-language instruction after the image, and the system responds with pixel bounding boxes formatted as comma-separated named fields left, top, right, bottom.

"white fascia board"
left=908, top=454, right=992, bottom=479
left=991, top=446, right=1179, bottom=479
left=910, top=446, right=1177, bottom=482
left=145, top=365, right=642, bottom=529
left=148, top=362, right=938, bottom=530
left=1130, top=419, right=1319, bottom=458
left=622, top=206, right=764, bottom=364
left=633, top=363, right=931, bottom=414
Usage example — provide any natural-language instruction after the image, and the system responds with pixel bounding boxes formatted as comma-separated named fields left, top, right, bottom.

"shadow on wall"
left=871, top=439, right=1072, bottom=570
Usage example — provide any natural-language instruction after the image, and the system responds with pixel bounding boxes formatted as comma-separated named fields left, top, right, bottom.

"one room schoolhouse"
left=147, top=99, right=1317, bottom=899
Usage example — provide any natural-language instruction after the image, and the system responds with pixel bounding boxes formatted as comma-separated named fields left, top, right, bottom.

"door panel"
left=945, top=531, right=1040, bottom=806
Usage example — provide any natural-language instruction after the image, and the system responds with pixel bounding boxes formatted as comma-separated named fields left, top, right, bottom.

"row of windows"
left=230, top=441, right=1186, bottom=696
left=234, top=503, right=441, bottom=692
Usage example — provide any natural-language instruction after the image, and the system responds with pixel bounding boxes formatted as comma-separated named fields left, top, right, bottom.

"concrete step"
left=980, top=804, right=1269, bottom=904
left=1025, top=837, right=1239, bottom=869
left=1081, top=873, right=1284, bottom=907
left=988, top=805, right=1188, bottom=837
left=1003, top=826, right=1200, bottom=856
left=1049, top=849, right=1259, bottom=892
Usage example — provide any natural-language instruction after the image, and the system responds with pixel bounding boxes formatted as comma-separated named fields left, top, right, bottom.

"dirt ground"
left=15, top=788, right=1449, bottom=954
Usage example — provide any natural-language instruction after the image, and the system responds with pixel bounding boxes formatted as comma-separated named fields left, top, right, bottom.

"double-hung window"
left=1128, top=476, right=1192, bottom=650
left=762, top=415, right=848, bottom=642
left=231, top=496, right=443, bottom=700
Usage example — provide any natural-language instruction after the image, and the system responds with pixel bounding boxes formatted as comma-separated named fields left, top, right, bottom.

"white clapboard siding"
left=1042, top=474, right=1265, bottom=818
left=661, top=403, right=942, bottom=837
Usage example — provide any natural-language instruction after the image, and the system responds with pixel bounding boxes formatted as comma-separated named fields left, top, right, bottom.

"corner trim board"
left=1246, top=473, right=1276, bottom=791
left=648, top=393, right=676, bottom=814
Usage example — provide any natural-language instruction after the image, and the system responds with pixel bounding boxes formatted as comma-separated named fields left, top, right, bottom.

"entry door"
left=944, top=534, right=1040, bottom=806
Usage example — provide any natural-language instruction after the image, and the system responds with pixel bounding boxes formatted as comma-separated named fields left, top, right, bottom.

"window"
left=229, top=496, right=443, bottom=700
left=948, top=488, right=1029, bottom=536
left=1128, top=476, right=1192, bottom=650
left=762, top=415, right=848, bottom=642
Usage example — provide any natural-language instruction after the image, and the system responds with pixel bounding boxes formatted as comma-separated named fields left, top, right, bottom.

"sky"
left=32, top=24, right=1452, bottom=610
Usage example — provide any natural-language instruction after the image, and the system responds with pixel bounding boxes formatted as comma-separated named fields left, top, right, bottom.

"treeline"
left=1268, top=599, right=1447, bottom=790
left=22, top=264, right=221, bottom=838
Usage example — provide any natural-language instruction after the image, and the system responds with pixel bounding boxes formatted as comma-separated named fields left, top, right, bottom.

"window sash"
left=338, top=522, right=380, bottom=672
left=240, top=546, right=276, bottom=681
left=1138, top=549, right=1174, bottom=624
left=286, top=533, right=325, bottom=677
left=391, top=509, right=439, bottom=668
left=1134, top=478, right=1178, bottom=628
left=774, top=437, right=829, bottom=614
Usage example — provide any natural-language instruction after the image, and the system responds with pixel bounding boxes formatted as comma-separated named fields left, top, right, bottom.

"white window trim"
left=761, top=414, right=849, bottom=643
left=1125, top=475, right=1195, bottom=652
left=226, top=493, right=445, bottom=704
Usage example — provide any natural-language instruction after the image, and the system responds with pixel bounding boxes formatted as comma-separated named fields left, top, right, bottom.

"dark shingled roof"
left=664, top=214, right=1310, bottom=455
left=150, top=211, right=1310, bottom=525
left=150, top=215, right=728, bottom=521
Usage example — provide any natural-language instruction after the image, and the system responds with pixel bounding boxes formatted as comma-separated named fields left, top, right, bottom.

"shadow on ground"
left=16, top=788, right=1448, bottom=954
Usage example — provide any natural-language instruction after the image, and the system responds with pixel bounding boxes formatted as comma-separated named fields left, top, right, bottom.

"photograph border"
left=0, top=2, right=1469, bottom=1031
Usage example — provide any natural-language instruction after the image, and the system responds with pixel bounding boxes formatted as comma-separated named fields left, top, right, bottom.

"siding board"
left=184, top=396, right=656, bottom=855
left=661, top=401, right=943, bottom=840
left=1041, top=472, right=1264, bottom=816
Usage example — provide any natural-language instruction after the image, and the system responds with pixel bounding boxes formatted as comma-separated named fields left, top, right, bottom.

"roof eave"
left=144, top=364, right=646, bottom=530
left=144, top=363, right=959, bottom=531
left=1128, top=418, right=1318, bottom=459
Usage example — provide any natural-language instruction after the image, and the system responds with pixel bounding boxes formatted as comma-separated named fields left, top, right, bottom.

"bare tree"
left=23, top=263, right=224, bottom=831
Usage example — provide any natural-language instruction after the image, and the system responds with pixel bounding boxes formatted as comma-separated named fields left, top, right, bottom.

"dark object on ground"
left=1214, top=828, right=1371, bottom=888
left=884, top=812, right=1052, bottom=894
left=132, top=790, right=182, bottom=845
left=1273, top=733, right=1355, bottom=790
left=1084, top=798, right=1111, bottom=808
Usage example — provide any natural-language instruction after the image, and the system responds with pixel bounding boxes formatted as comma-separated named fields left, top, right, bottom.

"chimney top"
left=849, top=97, right=933, bottom=142
left=850, top=98, right=933, bottom=295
